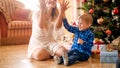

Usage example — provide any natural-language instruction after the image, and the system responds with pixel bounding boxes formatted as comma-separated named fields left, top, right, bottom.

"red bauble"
left=103, top=0, right=109, bottom=2
left=89, top=9, right=94, bottom=14
left=76, top=0, right=80, bottom=2
left=113, top=8, right=119, bottom=15
left=106, top=29, right=111, bottom=35
left=81, top=0, right=87, bottom=2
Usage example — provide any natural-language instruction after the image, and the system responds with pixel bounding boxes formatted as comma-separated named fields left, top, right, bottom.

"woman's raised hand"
left=59, top=0, right=70, bottom=14
left=39, top=0, right=46, bottom=9
left=45, top=0, right=57, bottom=9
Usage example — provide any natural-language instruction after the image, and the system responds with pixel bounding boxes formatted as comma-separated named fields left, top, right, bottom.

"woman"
left=28, top=0, right=69, bottom=61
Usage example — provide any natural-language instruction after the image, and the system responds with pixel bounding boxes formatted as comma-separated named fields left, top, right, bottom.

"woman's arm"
left=38, top=0, right=53, bottom=29
left=55, top=12, right=63, bottom=30
left=55, top=0, right=69, bottom=30
left=38, top=0, right=47, bottom=29
left=39, top=0, right=58, bottom=29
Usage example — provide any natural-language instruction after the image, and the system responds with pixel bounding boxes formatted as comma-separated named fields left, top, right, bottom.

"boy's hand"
left=77, top=39, right=84, bottom=44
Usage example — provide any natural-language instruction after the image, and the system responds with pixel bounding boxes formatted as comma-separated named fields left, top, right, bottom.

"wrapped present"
left=92, top=50, right=100, bottom=59
left=106, top=44, right=113, bottom=52
left=92, top=44, right=105, bottom=51
left=92, top=38, right=104, bottom=51
left=91, top=44, right=105, bottom=59
left=100, top=50, right=118, bottom=63
left=111, top=36, right=120, bottom=50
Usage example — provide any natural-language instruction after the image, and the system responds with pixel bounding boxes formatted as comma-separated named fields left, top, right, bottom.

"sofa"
left=0, top=0, right=32, bottom=45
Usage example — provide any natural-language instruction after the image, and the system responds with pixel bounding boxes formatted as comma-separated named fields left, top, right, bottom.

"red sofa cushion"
left=11, top=8, right=31, bottom=21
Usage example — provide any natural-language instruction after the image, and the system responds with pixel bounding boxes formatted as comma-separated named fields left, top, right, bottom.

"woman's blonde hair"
left=51, top=6, right=59, bottom=21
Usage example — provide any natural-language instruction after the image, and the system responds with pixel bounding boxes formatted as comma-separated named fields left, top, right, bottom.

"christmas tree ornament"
left=106, top=29, right=111, bottom=35
left=76, top=0, right=80, bottom=3
left=103, top=0, right=109, bottom=2
left=97, top=17, right=104, bottom=25
left=87, top=2, right=92, bottom=6
left=113, top=15, right=119, bottom=20
left=112, top=7, right=119, bottom=15
left=112, top=0, right=115, bottom=2
left=89, top=8, right=94, bottom=14
left=80, top=10, right=86, bottom=15
left=112, top=11, right=114, bottom=15
left=81, top=0, right=87, bottom=3
left=116, top=23, right=120, bottom=28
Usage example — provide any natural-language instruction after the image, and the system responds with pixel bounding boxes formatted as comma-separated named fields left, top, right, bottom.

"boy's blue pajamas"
left=67, top=49, right=89, bottom=65
left=62, top=19, right=94, bottom=65
left=59, top=49, right=89, bottom=65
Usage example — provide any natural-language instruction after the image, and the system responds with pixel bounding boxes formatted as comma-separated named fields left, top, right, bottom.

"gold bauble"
left=103, top=0, right=109, bottom=2
left=97, top=17, right=104, bottom=25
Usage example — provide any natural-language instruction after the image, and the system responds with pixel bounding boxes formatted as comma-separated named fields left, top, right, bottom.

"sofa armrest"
left=8, top=21, right=32, bottom=29
left=0, top=12, right=8, bottom=38
left=0, top=7, right=11, bottom=23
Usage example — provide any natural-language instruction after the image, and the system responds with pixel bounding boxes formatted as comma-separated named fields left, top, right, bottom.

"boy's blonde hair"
left=78, top=13, right=93, bottom=25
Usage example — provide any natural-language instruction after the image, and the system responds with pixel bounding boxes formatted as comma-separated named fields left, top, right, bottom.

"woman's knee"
left=32, top=48, right=51, bottom=61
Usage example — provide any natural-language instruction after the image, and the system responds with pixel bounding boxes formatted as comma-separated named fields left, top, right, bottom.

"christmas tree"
left=77, top=0, right=120, bottom=44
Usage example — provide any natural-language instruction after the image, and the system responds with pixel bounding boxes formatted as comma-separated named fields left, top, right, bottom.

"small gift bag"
left=106, top=44, right=113, bottom=52
left=92, top=41, right=105, bottom=59
left=111, top=36, right=120, bottom=50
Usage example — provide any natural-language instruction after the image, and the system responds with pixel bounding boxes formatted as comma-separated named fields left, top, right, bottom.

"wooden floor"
left=0, top=44, right=116, bottom=68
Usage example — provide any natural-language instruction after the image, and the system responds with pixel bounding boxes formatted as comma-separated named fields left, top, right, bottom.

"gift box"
left=91, top=50, right=100, bottom=59
left=92, top=44, right=105, bottom=51
left=91, top=44, right=105, bottom=59
left=100, top=50, right=118, bottom=63
left=111, top=36, right=120, bottom=50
